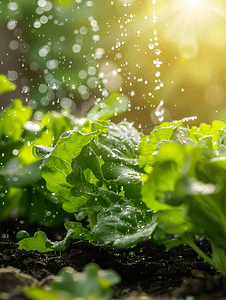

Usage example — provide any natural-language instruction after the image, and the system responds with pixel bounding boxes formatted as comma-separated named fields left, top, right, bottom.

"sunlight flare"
left=184, top=0, right=202, bottom=9
left=155, top=0, right=226, bottom=59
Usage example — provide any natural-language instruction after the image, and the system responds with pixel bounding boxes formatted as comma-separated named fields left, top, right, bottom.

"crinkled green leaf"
left=95, top=121, right=141, bottom=166
left=18, top=231, right=53, bottom=253
left=189, top=120, right=226, bottom=149
left=0, top=74, right=16, bottom=95
left=64, top=221, right=93, bottom=239
left=45, top=229, right=74, bottom=254
left=39, top=130, right=100, bottom=203
left=62, top=121, right=142, bottom=216
left=62, top=196, right=89, bottom=213
left=139, top=126, right=174, bottom=167
left=69, top=143, right=105, bottom=183
left=87, top=92, right=129, bottom=121
left=84, top=188, right=127, bottom=212
left=101, top=161, right=143, bottom=201
left=142, top=161, right=177, bottom=211
left=93, top=203, right=156, bottom=248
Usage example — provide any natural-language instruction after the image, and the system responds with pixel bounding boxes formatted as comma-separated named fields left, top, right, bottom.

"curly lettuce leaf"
left=93, top=203, right=157, bottom=248
left=18, top=231, right=53, bottom=253
left=144, top=130, right=226, bottom=276
left=95, top=121, right=141, bottom=166
left=189, top=120, right=226, bottom=149
left=36, top=130, right=101, bottom=204
left=64, top=121, right=143, bottom=212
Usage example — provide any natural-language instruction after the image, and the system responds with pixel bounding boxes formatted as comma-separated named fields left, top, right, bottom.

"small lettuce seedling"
left=23, top=263, right=120, bottom=300
left=18, top=229, right=75, bottom=255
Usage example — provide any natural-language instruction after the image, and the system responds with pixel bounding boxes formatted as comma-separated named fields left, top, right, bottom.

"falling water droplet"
left=154, top=100, right=165, bottom=123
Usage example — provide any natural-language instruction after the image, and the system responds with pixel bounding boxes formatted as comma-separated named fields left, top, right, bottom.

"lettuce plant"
left=23, top=263, right=120, bottom=300
left=3, top=73, right=226, bottom=279
left=34, top=118, right=160, bottom=249
left=140, top=121, right=226, bottom=277
left=0, top=78, right=75, bottom=225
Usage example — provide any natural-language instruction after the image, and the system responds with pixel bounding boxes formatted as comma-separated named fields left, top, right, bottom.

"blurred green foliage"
left=24, top=263, right=120, bottom=300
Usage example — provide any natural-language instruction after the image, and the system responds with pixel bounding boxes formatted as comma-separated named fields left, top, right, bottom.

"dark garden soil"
left=0, top=218, right=226, bottom=300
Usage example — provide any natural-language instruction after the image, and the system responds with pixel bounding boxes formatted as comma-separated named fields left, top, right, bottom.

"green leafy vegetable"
left=18, top=229, right=76, bottom=255
left=141, top=123, right=226, bottom=277
left=4, top=91, right=226, bottom=279
left=24, top=264, right=120, bottom=300
left=45, top=229, right=75, bottom=255
left=35, top=120, right=160, bottom=248
left=18, top=231, right=53, bottom=253
left=0, top=98, right=76, bottom=225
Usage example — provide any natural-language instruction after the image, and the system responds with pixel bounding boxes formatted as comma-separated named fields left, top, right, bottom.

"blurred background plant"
left=1, top=0, right=226, bottom=129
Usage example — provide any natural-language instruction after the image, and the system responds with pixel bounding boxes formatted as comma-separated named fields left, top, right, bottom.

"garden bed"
left=0, top=218, right=225, bottom=300
left=2, top=81, right=226, bottom=300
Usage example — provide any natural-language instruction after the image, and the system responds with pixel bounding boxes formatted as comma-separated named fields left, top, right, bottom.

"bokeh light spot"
left=8, top=2, right=18, bottom=11
left=7, top=20, right=17, bottom=30
left=60, top=97, right=72, bottom=109
left=79, top=70, right=88, bottom=79
left=9, top=40, right=19, bottom=50
left=179, top=38, right=199, bottom=59
left=7, top=70, right=18, bottom=81
left=205, top=84, right=225, bottom=105
left=72, top=44, right=81, bottom=53
left=39, top=84, right=48, bottom=93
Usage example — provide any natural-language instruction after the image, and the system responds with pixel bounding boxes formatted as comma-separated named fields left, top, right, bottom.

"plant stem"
left=186, top=236, right=217, bottom=270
